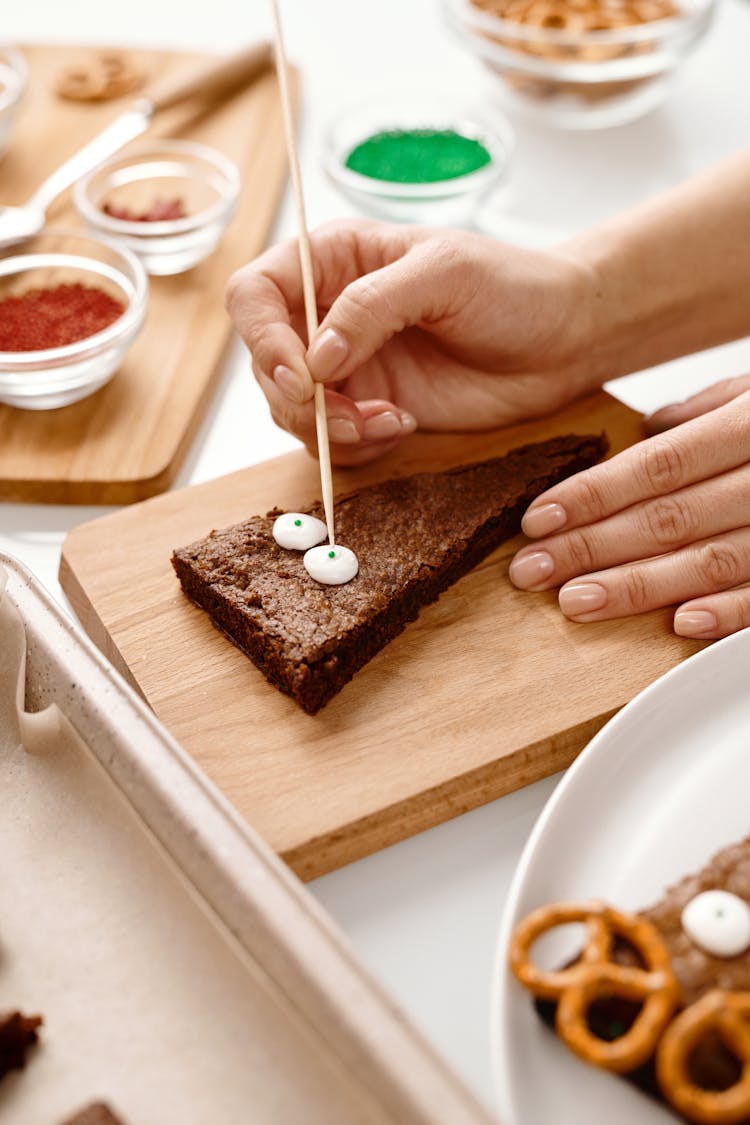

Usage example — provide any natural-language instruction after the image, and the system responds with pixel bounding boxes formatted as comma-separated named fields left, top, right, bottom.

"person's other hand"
left=226, top=218, right=599, bottom=465
left=644, top=373, right=750, bottom=434
left=509, top=384, right=750, bottom=639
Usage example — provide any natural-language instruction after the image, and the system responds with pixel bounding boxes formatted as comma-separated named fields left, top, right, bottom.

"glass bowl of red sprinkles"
left=0, top=46, right=27, bottom=157
left=0, top=229, right=147, bottom=410
left=74, top=139, right=241, bottom=276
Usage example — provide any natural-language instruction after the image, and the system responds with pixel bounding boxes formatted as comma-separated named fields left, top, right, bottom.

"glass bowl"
left=444, top=0, right=716, bottom=129
left=0, top=229, right=148, bottom=410
left=74, top=139, right=241, bottom=275
left=324, top=96, right=514, bottom=225
left=0, top=46, right=27, bottom=156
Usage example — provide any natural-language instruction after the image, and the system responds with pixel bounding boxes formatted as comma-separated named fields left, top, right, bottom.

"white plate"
left=492, top=626, right=750, bottom=1125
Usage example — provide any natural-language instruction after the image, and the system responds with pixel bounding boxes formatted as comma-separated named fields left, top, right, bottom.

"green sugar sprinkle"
left=345, top=128, right=492, bottom=185
left=294, top=518, right=302, bottom=526
left=328, top=550, right=336, bottom=558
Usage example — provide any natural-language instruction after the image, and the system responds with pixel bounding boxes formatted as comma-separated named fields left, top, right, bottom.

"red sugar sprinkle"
left=0, top=283, right=125, bottom=352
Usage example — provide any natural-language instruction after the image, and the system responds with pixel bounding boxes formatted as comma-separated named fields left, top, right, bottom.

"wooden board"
left=60, top=392, right=705, bottom=880
left=0, top=44, right=293, bottom=504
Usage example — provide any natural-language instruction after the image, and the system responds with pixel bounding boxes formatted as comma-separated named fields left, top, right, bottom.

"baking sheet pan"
left=0, top=552, right=493, bottom=1125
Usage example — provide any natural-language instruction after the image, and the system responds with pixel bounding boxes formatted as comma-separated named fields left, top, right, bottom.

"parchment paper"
left=0, top=565, right=385, bottom=1125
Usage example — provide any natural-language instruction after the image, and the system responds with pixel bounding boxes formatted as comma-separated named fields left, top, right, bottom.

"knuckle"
left=713, top=376, right=737, bottom=397
left=269, top=400, right=298, bottom=435
left=342, top=276, right=391, bottom=330
left=696, top=542, right=745, bottom=588
left=317, top=216, right=372, bottom=239
left=734, top=589, right=750, bottom=629
left=573, top=474, right=609, bottom=522
left=642, top=495, right=693, bottom=548
left=565, top=531, right=597, bottom=575
left=269, top=408, right=286, bottom=432
left=638, top=435, right=688, bottom=494
left=224, top=266, right=248, bottom=315
left=424, top=234, right=464, bottom=274
left=315, top=218, right=344, bottom=240
left=247, top=325, right=275, bottom=370
left=621, top=567, right=651, bottom=613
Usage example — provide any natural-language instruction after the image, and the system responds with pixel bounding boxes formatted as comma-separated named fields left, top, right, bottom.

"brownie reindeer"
left=510, top=835, right=750, bottom=1124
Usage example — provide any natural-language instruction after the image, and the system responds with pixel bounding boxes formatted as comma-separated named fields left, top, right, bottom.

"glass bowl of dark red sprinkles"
left=0, top=229, right=147, bottom=410
left=74, top=139, right=241, bottom=275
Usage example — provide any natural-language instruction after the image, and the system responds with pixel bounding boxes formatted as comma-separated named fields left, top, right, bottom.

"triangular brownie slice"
left=172, top=433, right=606, bottom=713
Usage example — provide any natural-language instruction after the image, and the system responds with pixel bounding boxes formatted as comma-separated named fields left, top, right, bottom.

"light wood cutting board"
left=0, top=44, right=293, bottom=504
left=60, top=391, right=704, bottom=879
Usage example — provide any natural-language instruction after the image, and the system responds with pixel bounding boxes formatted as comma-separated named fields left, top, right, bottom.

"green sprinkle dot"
left=328, top=550, right=336, bottom=558
left=294, top=518, right=302, bottom=526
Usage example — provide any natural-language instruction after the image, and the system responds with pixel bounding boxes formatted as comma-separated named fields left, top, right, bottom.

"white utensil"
left=0, top=41, right=271, bottom=249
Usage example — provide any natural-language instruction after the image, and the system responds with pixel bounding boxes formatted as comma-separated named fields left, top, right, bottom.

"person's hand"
left=643, top=373, right=750, bottom=434
left=226, top=218, right=599, bottom=465
left=509, top=381, right=750, bottom=639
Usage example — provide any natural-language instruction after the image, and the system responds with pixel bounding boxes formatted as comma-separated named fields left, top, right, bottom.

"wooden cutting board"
left=0, top=44, right=293, bottom=504
left=60, top=391, right=704, bottom=879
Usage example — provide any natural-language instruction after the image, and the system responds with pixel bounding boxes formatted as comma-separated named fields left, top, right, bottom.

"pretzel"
left=656, top=991, right=750, bottom=1125
left=509, top=900, right=681, bottom=1072
left=56, top=52, right=145, bottom=103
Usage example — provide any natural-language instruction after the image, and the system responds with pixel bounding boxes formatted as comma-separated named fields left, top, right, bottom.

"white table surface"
left=3, top=1, right=750, bottom=1117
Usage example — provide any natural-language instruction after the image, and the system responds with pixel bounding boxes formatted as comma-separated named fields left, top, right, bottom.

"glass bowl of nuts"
left=444, top=0, right=716, bottom=129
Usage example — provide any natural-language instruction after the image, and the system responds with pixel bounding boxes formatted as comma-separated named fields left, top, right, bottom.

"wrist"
left=562, top=150, right=750, bottom=384
left=546, top=245, right=610, bottom=397
left=561, top=226, right=657, bottom=388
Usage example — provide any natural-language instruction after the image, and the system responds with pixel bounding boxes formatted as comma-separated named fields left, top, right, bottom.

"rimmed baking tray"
left=0, top=551, right=494, bottom=1125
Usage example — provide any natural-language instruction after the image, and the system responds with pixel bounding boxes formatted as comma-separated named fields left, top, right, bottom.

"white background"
left=2, top=0, right=750, bottom=1115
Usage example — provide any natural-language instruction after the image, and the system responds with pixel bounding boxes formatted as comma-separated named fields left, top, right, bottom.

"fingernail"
left=362, top=411, right=402, bottom=441
left=328, top=417, right=360, bottom=444
left=674, top=609, right=717, bottom=637
left=308, top=328, right=349, bottom=377
left=400, top=411, right=417, bottom=434
left=522, top=502, right=567, bottom=538
left=559, top=582, right=608, bottom=617
left=273, top=364, right=306, bottom=403
left=509, top=550, right=555, bottom=590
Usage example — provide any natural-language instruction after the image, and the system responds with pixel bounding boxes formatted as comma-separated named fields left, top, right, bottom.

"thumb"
left=644, top=374, right=750, bottom=434
left=305, top=240, right=459, bottom=383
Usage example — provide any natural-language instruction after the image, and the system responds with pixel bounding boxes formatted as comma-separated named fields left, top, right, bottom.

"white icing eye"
left=303, top=544, right=358, bottom=586
left=272, top=512, right=327, bottom=551
left=681, top=890, right=750, bottom=958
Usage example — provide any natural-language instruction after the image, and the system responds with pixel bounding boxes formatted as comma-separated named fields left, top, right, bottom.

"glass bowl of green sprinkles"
left=324, top=99, right=513, bottom=225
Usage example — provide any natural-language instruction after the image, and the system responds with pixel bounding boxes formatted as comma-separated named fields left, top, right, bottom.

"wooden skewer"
left=270, top=0, right=336, bottom=547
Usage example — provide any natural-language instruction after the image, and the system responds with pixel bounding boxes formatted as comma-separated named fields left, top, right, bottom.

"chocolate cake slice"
left=0, top=1009, right=42, bottom=1079
left=172, top=433, right=607, bottom=714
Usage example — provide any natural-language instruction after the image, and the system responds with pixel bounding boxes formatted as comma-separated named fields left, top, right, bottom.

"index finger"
left=225, top=220, right=420, bottom=395
left=522, top=391, right=750, bottom=539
